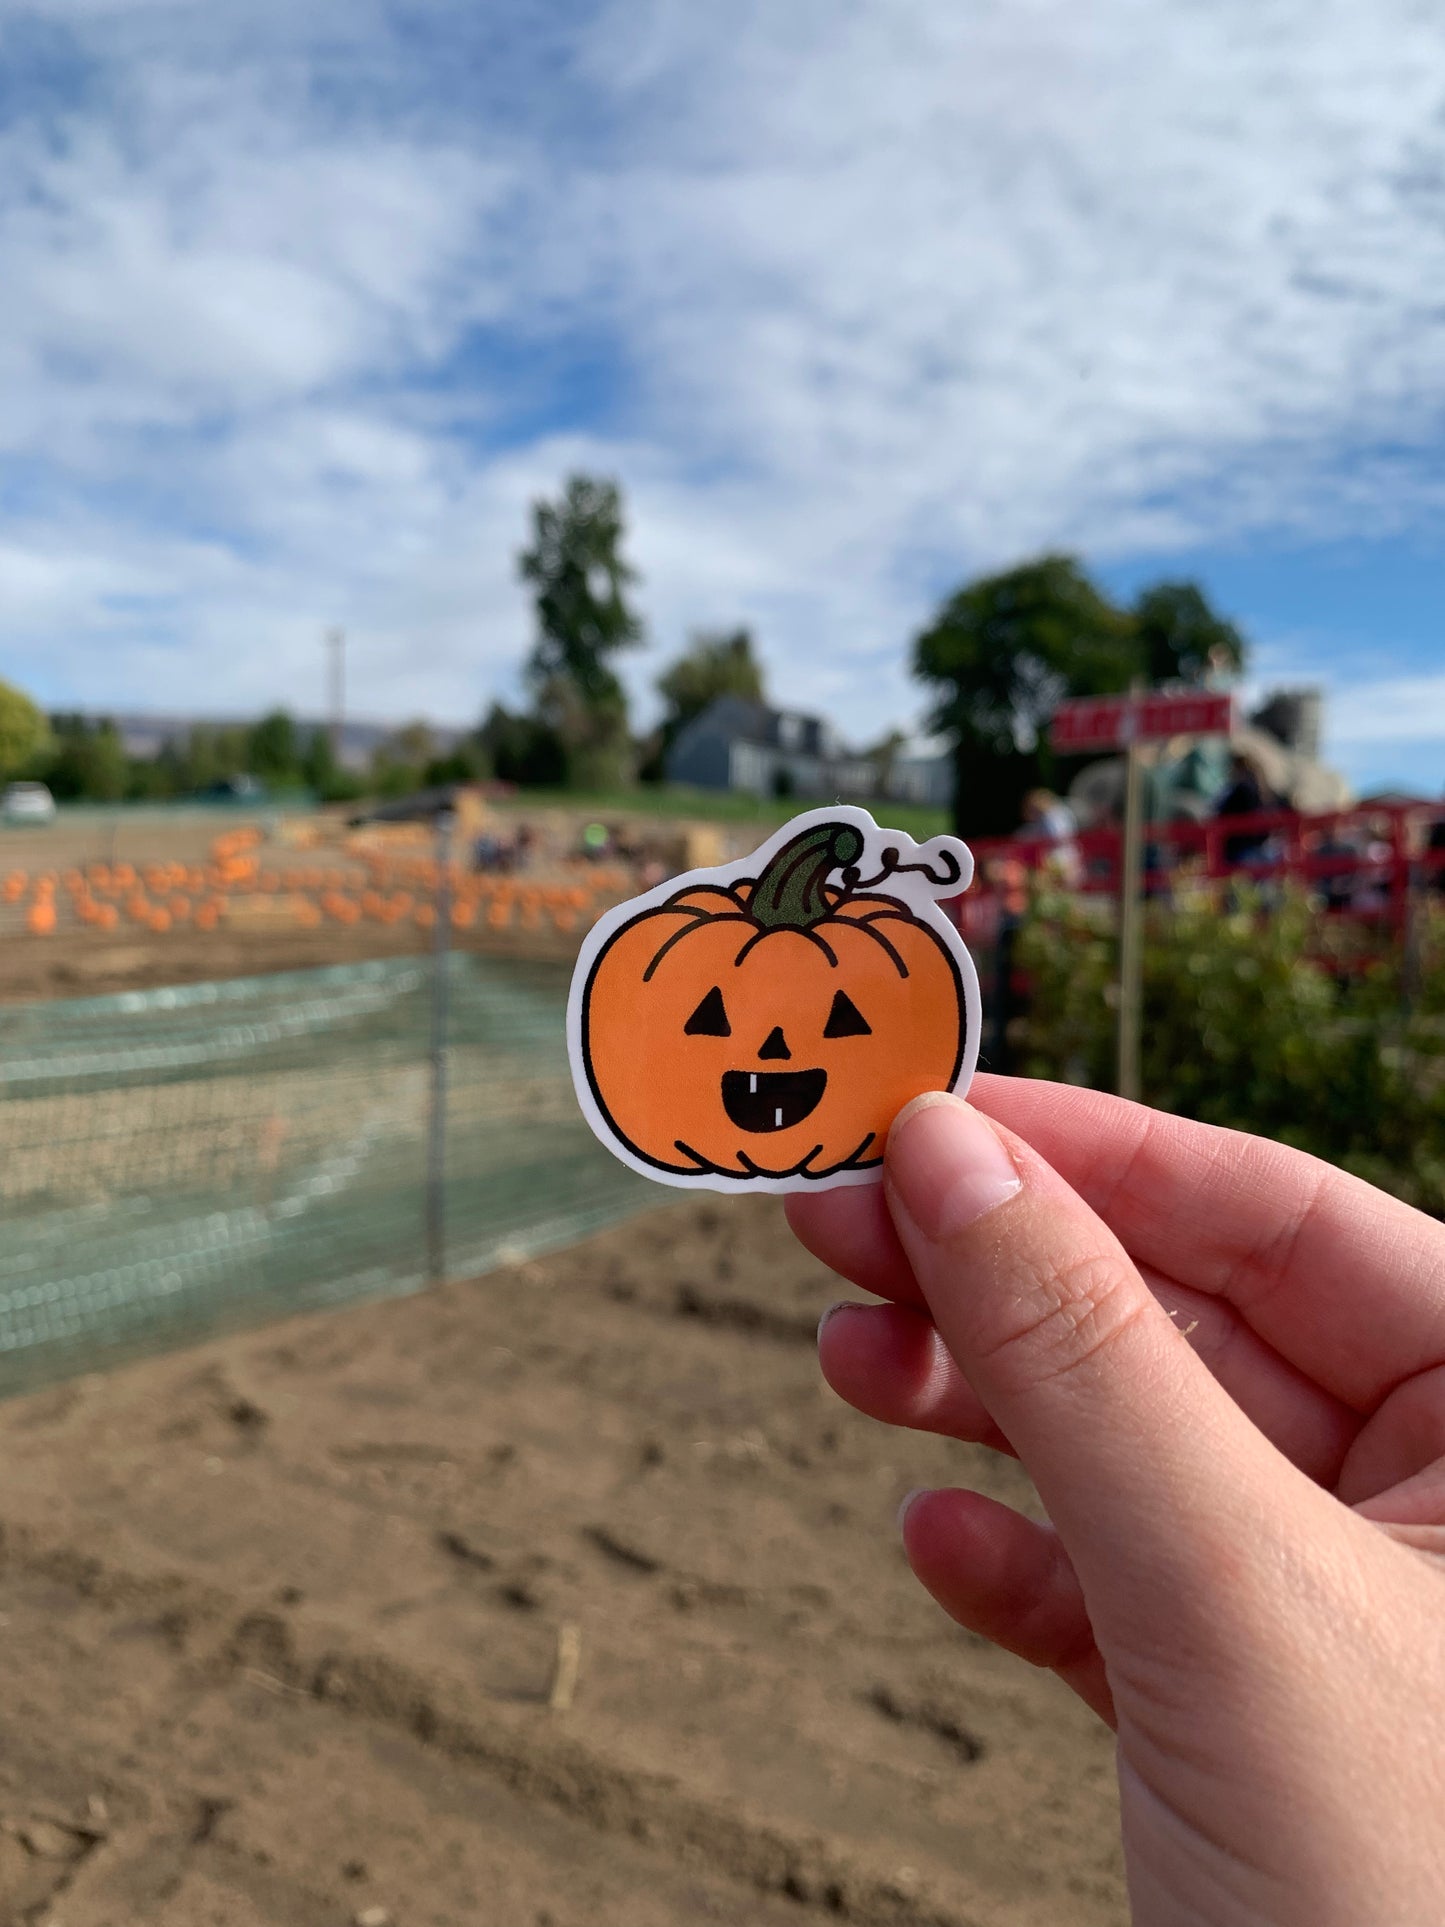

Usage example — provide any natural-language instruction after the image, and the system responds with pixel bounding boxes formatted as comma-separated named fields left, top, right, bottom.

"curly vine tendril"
left=840, top=844, right=963, bottom=893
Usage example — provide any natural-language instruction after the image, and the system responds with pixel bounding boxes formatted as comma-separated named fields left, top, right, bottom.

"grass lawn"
left=492, top=784, right=952, bottom=843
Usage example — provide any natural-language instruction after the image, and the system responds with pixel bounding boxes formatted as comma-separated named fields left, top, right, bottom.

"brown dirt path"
left=0, top=1199, right=1124, bottom=1927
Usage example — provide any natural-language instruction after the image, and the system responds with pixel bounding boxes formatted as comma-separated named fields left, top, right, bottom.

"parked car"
left=1, top=781, right=57, bottom=826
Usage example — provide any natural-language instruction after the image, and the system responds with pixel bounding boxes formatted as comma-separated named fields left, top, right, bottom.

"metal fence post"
left=426, top=807, right=455, bottom=1285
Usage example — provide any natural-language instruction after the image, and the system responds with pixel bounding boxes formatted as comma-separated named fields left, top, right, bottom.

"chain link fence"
left=0, top=952, right=656, bottom=1395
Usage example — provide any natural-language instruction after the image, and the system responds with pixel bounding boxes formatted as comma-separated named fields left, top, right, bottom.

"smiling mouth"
left=720, top=1068, right=827, bottom=1133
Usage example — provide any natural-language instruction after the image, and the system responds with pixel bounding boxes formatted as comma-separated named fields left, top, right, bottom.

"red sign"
left=1049, top=691, right=1233, bottom=752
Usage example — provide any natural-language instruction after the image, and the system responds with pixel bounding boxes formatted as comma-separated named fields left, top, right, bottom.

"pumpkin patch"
left=568, top=809, right=980, bottom=1191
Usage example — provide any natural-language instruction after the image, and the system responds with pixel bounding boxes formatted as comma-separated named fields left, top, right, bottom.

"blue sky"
left=1, top=0, right=1443, bottom=796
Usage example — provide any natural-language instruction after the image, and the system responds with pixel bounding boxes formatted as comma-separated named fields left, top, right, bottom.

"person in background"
left=1016, top=789, right=1081, bottom=889
left=579, top=822, right=610, bottom=864
left=1018, top=787, right=1076, bottom=842
left=1310, top=818, right=1370, bottom=914
left=471, top=830, right=506, bottom=873
left=1426, top=803, right=1445, bottom=897
left=979, top=855, right=1029, bottom=1075
left=1214, top=751, right=1276, bottom=866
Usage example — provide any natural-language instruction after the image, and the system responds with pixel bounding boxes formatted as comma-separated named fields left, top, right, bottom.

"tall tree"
left=518, top=474, right=642, bottom=706
left=517, top=474, right=643, bottom=790
left=913, top=554, right=1138, bottom=836
left=1134, top=580, right=1247, bottom=686
left=0, top=680, right=50, bottom=778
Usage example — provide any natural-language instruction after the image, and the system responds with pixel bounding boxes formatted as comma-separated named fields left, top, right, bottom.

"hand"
left=787, top=1077, right=1445, bottom=1926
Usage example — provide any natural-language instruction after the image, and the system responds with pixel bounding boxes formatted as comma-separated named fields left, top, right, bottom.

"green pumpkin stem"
left=750, top=821, right=865, bottom=930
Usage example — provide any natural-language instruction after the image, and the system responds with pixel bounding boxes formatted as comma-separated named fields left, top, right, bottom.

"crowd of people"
left=1012, top=758, right=1444, bottom=913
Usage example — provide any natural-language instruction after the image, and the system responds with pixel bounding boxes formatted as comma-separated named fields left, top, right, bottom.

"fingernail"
left=816, top=1300, right=863, bottom=1343
left=896, top=1486, right=931, bottom=1532
left=886, top=1093, right=1022, bottom=1242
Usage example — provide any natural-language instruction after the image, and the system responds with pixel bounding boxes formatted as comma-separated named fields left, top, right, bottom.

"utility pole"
left=325, top=627, right=345, bottom=763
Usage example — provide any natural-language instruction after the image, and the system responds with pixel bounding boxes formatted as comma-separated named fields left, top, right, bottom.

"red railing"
left=952, top=801, right=1445, bottom=947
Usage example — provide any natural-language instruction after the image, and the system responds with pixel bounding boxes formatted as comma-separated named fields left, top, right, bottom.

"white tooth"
left=775, top=1107, right=783, bottom=1127
left=750, top=1074, right=757, bottom=1094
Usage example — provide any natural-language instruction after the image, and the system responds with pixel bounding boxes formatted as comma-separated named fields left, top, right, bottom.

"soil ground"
left=0, top=922, right=550, bottom=1005
left=0, top=1200, right=1125, bottom=1927
left=0, top=805, right=1124, bottom=1924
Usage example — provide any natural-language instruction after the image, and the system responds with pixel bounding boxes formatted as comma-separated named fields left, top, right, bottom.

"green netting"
left=0, top=954, right=658, bottom=1394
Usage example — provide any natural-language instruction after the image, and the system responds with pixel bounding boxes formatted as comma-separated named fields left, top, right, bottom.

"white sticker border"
left=565, top=804, right=981, bottom=1195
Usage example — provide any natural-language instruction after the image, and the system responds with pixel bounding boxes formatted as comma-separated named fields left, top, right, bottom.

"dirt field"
left=0, top=804, right=1123, bottom=1923
left=0, top=1198, right=1124, bottom=1927
left=0, top=923, right=504, bottom=1004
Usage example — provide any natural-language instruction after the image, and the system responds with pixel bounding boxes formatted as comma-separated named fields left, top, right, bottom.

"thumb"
left=883, top=1091, right=1301, bottom=1620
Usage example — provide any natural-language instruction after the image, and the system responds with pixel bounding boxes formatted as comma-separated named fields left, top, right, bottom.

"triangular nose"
left=758, top=1026, right=791, bottom=1061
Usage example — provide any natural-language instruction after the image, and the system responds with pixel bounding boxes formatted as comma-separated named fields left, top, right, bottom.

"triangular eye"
left=684, top=986, right=731, bottom=1037
left=824, top=989, right=872, bottom=1038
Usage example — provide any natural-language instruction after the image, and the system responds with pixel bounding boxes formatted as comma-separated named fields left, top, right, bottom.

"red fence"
left=954, top=801, right=1445, bottom=948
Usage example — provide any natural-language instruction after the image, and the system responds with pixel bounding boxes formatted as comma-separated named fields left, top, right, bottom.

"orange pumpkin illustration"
left=570, top=810, right=978, bottom=1189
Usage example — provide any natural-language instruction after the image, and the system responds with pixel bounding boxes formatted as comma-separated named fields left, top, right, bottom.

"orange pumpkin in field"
left=577, top=819, right=969, bottom=1183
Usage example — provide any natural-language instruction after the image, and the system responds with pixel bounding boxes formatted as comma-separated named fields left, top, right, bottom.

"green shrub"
left=1014, top=888, right=1445, bottom=1214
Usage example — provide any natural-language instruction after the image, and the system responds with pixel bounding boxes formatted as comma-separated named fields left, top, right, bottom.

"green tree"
left=424, top=744, right=487, bottom=787
left=519, top=474, right=643, bottom=703
left=246, top=709, right=300, bottom=784
left=477, top=702, right=568, bottom=788
left=301, top=725, right=338, bottom=795
left=300, top=726, right=365, bottom=802
left=0, top=680, right=51, bottom=778
left=1134, top=580, right=1247, bottom=686
left=518, top=474, right=643, bottom=789
left=369, top=721, right=436, bottom=798
left=163, top=724, right=247, bottom=794
left=389, top=720, right=436, bottom=766
left=43, top=715, right=127, bottom=801
left=535, top=671, right=632, bottom=792
left=913, top=554, right=1138, bottom=836
left=657, top=630, right=764, bottom=739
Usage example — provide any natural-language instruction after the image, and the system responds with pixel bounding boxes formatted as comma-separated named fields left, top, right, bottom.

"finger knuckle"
left=974, top=1249, right=1147, bottom=1397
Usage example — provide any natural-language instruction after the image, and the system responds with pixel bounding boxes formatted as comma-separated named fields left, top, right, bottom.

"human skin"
left=786, top=1077, right=1445, bottom=1926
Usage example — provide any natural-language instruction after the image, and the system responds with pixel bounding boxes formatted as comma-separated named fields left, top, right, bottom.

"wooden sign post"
left=1050, top=689, right=1234, bottom=1102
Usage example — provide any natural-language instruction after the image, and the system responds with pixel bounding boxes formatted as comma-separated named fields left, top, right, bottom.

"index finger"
left=971, top=1075, right=1445, bottom=1410
left=787, top=1078, right=1445, bottom=1411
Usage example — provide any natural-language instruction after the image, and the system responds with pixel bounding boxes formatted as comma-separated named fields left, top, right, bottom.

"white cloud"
left=2, top=0, right=1445, bottom=765
left=1326, top=677, right=1445, bottom=756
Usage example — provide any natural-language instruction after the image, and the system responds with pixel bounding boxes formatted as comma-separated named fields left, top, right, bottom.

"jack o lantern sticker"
left=567, top=806, right=980, bottom=1193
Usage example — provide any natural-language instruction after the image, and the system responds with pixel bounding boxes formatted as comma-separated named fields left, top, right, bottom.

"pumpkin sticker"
left=567, top=806, right=980, bottom=1193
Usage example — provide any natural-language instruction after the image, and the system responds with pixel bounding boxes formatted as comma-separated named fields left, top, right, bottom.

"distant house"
left=663, top=696, right=953, bottom=810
